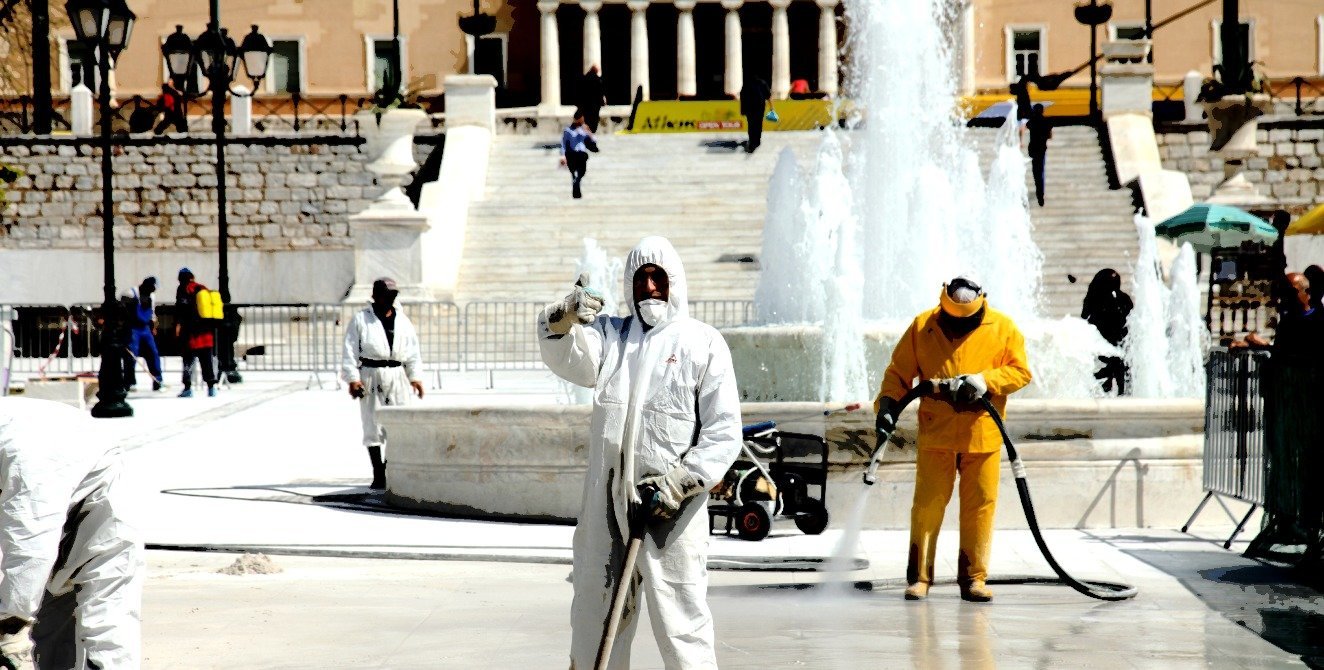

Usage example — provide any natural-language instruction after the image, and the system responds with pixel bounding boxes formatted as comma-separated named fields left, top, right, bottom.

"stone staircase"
left=456, top=126, right=1137, bottom=319
left=970, top=125, right=1139, bottom=317
left=456, top=132, right=821, bottom=306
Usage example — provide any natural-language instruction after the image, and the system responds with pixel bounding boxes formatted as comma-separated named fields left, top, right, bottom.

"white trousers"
left=569, top=491, right=717, bottom=670
left=358, top=366, right=410, bottom=451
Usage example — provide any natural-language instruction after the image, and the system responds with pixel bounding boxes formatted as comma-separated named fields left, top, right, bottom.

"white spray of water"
left=1125, top=215, right=1175, bottom=398
left=821, top=486, right=874, bottom=596
left=815, top=132, right=869, bottom=401
left=1165, top=243, right=1207, bottom=397
left=755, top=149, right=823, bottom=325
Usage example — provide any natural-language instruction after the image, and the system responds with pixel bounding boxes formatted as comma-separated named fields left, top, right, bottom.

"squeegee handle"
left=594, top=533, right=642, bottom=670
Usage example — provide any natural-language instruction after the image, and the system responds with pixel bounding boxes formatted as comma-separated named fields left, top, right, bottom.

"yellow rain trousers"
left=873, top=305, right=1032, bottom=587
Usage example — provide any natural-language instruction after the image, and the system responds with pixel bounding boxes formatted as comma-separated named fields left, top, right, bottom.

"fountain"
left=381, top=0, right=1212, bottom=532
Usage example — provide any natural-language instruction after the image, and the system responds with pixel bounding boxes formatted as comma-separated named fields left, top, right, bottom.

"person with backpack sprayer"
left=175, top=268, right=222, bottom=398
left=873, top=275, right=1032, bottom=602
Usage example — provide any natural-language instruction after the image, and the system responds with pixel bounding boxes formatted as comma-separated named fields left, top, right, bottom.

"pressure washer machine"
left=708, top=421, right=830, bottom=541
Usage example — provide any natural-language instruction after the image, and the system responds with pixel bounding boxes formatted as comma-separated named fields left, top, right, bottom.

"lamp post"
left=373, top=0, right=406, bottom=109
left=66, top=0, right=135, bottom=418
left=162, top=6, right=270, bottom=383
left=1073, top=0, right=1113, bottom=121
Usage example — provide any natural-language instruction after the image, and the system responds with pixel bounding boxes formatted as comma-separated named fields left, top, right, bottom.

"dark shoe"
left=152, top=381, right=162, bottom=392
left=904, top=582, right=930, bottom=600
left=207, top=385, right=217, bottom=397
left=960, top=580, right=993, bottom=602
left=368, top=446, right=387, bottom=490
left=572, top=183, right=583, bottom=199
left=178, top=388, right=193, bottom=398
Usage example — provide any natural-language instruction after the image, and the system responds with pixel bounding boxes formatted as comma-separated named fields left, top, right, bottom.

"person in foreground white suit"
left=0, top=397, right=144, bottom=670
left=537, top=236, right=743, bottom=669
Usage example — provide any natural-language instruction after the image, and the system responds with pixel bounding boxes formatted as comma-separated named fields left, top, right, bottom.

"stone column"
left=770, top=0, right=790, bottom=99
left=815, top=0, right=838, bottom=97
left=581, top=0, right=602, bottom=74
left=629, top=0, right=651, bottom=100
left=959, top=0, right=976, bottom=96
left=722, top=0, right=743, bottom=98
left=676, top=0, right=697, bottom=98
left=538, top=0, right=562, bottom=110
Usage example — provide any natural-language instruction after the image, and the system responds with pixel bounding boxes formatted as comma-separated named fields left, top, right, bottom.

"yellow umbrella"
left=1286, top=202, right=1324, bottom=236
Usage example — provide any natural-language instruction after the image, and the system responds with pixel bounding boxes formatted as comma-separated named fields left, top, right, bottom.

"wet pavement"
left=33, top=371, right=1317, bottom=668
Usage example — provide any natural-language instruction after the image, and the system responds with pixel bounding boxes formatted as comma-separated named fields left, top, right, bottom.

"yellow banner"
left=624, top=99, right=839, bottom=133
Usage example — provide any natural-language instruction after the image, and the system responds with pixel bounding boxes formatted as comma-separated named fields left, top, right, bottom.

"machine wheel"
left=736, top=503, right=772, bottom=541
left=793, top=499, right=829, bottom=535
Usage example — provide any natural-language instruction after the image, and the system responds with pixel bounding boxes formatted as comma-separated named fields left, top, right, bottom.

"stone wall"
left=0, top=139, right=379, bottom=252
left=1157, top=125, right=1324, bottom=202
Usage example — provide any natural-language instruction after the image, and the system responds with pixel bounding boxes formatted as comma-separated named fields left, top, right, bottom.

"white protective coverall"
left=537, top=236, right=743, bottom=669
left=341, top=304, right=423, bottom=449
left=0, top=397, right=144, bottom=670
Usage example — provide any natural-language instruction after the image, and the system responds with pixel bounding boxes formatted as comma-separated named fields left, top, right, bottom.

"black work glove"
left=875, top=397, right=898, bottom=444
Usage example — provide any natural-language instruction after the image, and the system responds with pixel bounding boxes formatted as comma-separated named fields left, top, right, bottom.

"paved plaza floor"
left=34, top=372, right=1322, bottom=668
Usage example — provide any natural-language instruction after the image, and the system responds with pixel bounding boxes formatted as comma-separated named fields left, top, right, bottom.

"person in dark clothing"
left=739, top=77, right=771, bottom=154
left=124, top=277, right=163, bottom=392
left=578, top=65, right=606, bottom=133
left=559, top=110, right=596, bottom=199
left=1272, top=272, right=1323, bottom=357
left=1081, top=268, right=1133, bottom=395
left=174, top=268, right=217, bottom=398
left=153, top=82, right=187, bottom=134
left=1027, top=104, right=1052, bottom=207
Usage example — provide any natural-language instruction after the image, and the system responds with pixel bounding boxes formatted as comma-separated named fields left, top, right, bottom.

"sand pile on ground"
left=217, top=552, right=283, bottom=576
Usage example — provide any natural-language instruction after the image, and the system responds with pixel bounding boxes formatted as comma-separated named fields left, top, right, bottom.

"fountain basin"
left=381, top=398, right=1209, bottom=530
left=722, top=320, right=1117, bottom=402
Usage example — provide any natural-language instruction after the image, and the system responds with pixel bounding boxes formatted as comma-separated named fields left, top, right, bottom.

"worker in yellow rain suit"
left=873, top=276, right=1032, bottom=602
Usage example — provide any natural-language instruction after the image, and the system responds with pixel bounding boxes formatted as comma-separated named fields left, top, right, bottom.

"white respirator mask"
left=637, top=299, right=669, bottom=327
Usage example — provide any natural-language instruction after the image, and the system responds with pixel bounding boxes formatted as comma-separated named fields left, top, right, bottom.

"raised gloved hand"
left=875, top=396, right=899, bottom=443
left=950, top=373, right=988, bottom=404
left=638, top=464, right=703, bottom=522
left=0, top=618, right=34, bottom=670
left=545, top=272, right=606, bottom=335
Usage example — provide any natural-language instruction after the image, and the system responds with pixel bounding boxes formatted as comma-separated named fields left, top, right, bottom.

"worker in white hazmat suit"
left=0, top=397, right=144, bottom=670
left=341, top=277, right=425, bottom=490
left=537, top=236, right=743, bottom=669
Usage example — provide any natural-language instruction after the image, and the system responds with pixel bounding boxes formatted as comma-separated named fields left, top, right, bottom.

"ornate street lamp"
left=65, top=0, right=135, bottom=418
left=1074, top=0, right=1113, bottom=120
left=162, top=7, right=269, bottom=384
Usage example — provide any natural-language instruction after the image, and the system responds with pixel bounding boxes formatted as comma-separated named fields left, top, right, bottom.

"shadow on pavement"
left=1119, top=545, right=1324, bottom=668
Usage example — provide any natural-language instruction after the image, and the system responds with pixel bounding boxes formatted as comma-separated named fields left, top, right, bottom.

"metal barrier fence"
left=2, top=300, right=755, bottom=384
left=1249, top=353, right=1324, bottom=564
left=1182, top=348, right=1268, bottom=548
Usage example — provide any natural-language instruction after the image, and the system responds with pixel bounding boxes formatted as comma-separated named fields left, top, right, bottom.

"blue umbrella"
left=1154, top=204, right=1277, bottom=252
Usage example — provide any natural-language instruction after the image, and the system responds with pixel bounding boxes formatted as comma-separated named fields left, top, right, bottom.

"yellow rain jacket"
left=874, top=306, right=1032, bottom=453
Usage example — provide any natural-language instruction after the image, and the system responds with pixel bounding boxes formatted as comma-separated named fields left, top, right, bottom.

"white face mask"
left=637, top=299, right=669, bottom=327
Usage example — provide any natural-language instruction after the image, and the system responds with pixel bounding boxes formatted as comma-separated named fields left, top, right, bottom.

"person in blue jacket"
left=125, top=277, right=163, bottom=392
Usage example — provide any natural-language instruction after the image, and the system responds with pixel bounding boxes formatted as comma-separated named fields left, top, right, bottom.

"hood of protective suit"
left=625, top=236, right=689, bottom=326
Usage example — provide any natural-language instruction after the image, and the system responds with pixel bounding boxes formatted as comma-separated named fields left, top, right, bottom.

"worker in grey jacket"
left=341, top=277, right=424, bottom=489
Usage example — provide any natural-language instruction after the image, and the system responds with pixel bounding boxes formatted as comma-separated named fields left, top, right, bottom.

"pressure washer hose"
left=862, top=381, right=1138, bottom=602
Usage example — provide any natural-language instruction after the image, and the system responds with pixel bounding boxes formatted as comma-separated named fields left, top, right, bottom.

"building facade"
left=10, top=0, right=1324, bottom=108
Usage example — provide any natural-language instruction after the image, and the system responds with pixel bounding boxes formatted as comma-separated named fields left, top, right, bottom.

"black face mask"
left=937, top=305, right=986, bottom=339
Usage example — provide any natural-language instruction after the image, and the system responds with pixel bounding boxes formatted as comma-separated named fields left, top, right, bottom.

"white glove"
left=638, top=464, right=703, bottom=521
left=950, top=373, right=988, bottom=403
left=545, top=273, right=605, bottom=335
left=0, top=623, right=34, bottom=670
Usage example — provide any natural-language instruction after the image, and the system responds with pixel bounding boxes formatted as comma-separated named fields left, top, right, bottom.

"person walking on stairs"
left=559, top=110, right=598, bottom=200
